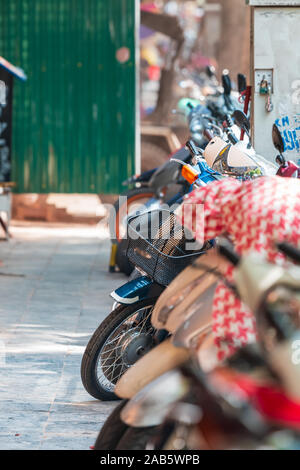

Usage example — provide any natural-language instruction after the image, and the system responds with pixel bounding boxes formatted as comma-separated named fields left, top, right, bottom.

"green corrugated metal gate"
left=0, top=0, right=136, bottom=193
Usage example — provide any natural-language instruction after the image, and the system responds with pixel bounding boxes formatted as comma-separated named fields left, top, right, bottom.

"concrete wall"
left=251, top=2, right=300, bottom=162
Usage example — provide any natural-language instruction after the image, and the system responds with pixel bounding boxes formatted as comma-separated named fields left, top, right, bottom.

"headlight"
left=266, top=287, right=300, bottom=323
left=259, top=286, right=300, bottom=345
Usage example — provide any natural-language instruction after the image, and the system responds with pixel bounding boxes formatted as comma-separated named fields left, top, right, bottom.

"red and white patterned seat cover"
left=178, top=176, right=300, bottom=361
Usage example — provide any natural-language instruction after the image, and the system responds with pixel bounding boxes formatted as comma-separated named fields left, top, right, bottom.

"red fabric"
left=148, top=65, right=160, bottom=81
left=178, top=176, right=300, bottom=360
left=231, top=374, right=300, bottom=429
left=276, top=161, right=300, bottom=178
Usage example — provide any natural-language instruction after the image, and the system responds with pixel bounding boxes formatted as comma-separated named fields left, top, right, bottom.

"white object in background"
left=251, top=2, right=300, bottom=162
left=0, top=189, right=11, bottom=239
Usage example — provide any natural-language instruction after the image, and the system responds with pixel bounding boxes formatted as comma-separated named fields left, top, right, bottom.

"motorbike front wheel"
left=116, top=425, right=158, bottom=450
left=81, top=297, right=159, bottom=401
left=94, top=400, right=129, bottom=450
left=94, top=399, right=158, bottom=450
left=111, top=187, right=156, bottom=243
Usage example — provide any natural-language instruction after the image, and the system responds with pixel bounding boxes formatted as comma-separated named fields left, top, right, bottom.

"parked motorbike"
left=94, top=247, right=228, bottom=449
left=110, top=146, right=191, bottom=276
left=149, top=349, right=300, bottom=450
left=202, top=109, right=277, bottom=178
left=109, top=102, right=213, bottom=275
left=81, top=160, right=222, bottom=400
left=146, top=242, right=300, bottom=450
left=109, top=70, right=245, bottom=274
left=113, top=247, right=226, bottom=401
left=83, top=106, right=280, bottom=401
left=94, top=242, right=300, bottom=450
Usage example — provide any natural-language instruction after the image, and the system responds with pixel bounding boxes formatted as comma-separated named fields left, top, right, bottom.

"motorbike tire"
left=116, top=238, right=134, bottom=277
left=116, top=425, right=158, bottom=450
left=94, top=400, right=129, bottom=450
left=110, top=187, right=156, bottom=243
left=81, top=297, right=159, bottom=401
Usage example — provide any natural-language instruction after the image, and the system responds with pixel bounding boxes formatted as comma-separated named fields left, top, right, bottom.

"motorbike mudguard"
left=115, top=338, right=190, bottom=399
left=148, top=147, right=191, bottom=193
left=110, top=275, right=164, bottom=305
left=135, top=168, right=157, bottom=183
left=121, top=369, right=188, bottom=428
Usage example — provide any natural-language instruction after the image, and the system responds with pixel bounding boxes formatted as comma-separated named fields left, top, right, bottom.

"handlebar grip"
left=203, top=129, right=214, bottom=141
left=266, top=308, right=295, bottom=343
left=277, top=242, right=300, bottom=264
left=185, top=140, right=200, bottom=157
left=218, top=240, right=240, bottom=266
left=227, top=131, right=239, bottom=145
left=225, top=114, right=234, bottom=128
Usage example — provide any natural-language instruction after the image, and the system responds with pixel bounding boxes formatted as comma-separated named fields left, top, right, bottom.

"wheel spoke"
left=138, top=309, right=153, bottom=332
left=95, top=304, right=156, bottom=392
left=111, top=364, right=130, bottom=383
left=104, top=323, right=136, bottom=347
left=106, top=354, right=118, bottom=382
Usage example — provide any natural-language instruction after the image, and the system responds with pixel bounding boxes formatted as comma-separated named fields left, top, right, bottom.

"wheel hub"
left=121, top=331, right=153, bottom=365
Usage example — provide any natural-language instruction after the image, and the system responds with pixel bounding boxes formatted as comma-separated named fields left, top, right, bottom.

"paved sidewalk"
left=0, top=222, right=125, bottom=450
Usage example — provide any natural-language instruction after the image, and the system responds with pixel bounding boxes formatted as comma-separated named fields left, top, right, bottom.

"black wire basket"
left=125, top=209, right=206, bottom=286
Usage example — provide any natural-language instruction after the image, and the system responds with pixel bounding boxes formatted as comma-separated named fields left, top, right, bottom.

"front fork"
left=108, top=242, right=118, bottom=273
left=108, top=195, right=160, bottom=273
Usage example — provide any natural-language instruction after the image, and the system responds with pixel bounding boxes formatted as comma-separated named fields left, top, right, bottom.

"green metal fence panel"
left=0, top=0, right=136, bottom=193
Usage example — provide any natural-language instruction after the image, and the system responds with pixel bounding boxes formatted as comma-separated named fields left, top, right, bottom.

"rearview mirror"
left=272, top=124, right=285, bottom=154
left=222, top=70, right=232, bottom=96
left=233, top=110, right=250, bottom=132
left=237, top=73, right=247, bottom=94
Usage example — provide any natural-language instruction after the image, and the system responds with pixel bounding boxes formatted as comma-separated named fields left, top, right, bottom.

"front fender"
left=121, top=369, right=188, bottom=428
left=115, top=338, right=190, bottom=399
left=110, top=275, right=164, bottom=305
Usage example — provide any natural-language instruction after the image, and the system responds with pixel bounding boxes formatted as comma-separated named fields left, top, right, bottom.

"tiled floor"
left=0, top=222, right=125, bottom=449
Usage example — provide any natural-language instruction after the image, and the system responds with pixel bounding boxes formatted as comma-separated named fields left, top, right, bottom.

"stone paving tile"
left=0, top=223, right=125, bottom=450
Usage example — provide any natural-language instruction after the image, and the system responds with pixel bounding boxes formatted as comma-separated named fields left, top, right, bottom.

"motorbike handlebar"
left=219, top=240, right=300, bottom=267
left=203, top=128, right=214, bottom=141
left=185, top=140, right=201, bottom=157
left=224, top=114, right=234, bottom=128
left=218, top=239, right=240, bottom=266
left=277, top=242, right=300, bottom=264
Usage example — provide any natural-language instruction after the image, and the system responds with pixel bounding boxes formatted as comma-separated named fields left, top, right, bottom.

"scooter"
left=94, top=247, right=227, bottom=450
left=109, top=70, right=246, bottom=274
left=112, top=221, right=300, bottom=406
left=109, top=101, right=213, bottom=275
left=205, top=111, right=299, bottom=180
left=113, top=247, right=227, bottom=401
left=83, top=111, right=278, bottom=401
left=203, top=109, right=277, bottom=178
left=146, top=242, right=300, bottom=450
left=81, top=153, right=222, bottom=401
left=148, top=346, right=300, bottom=450
left=94, top=242, right=300, bottom=450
